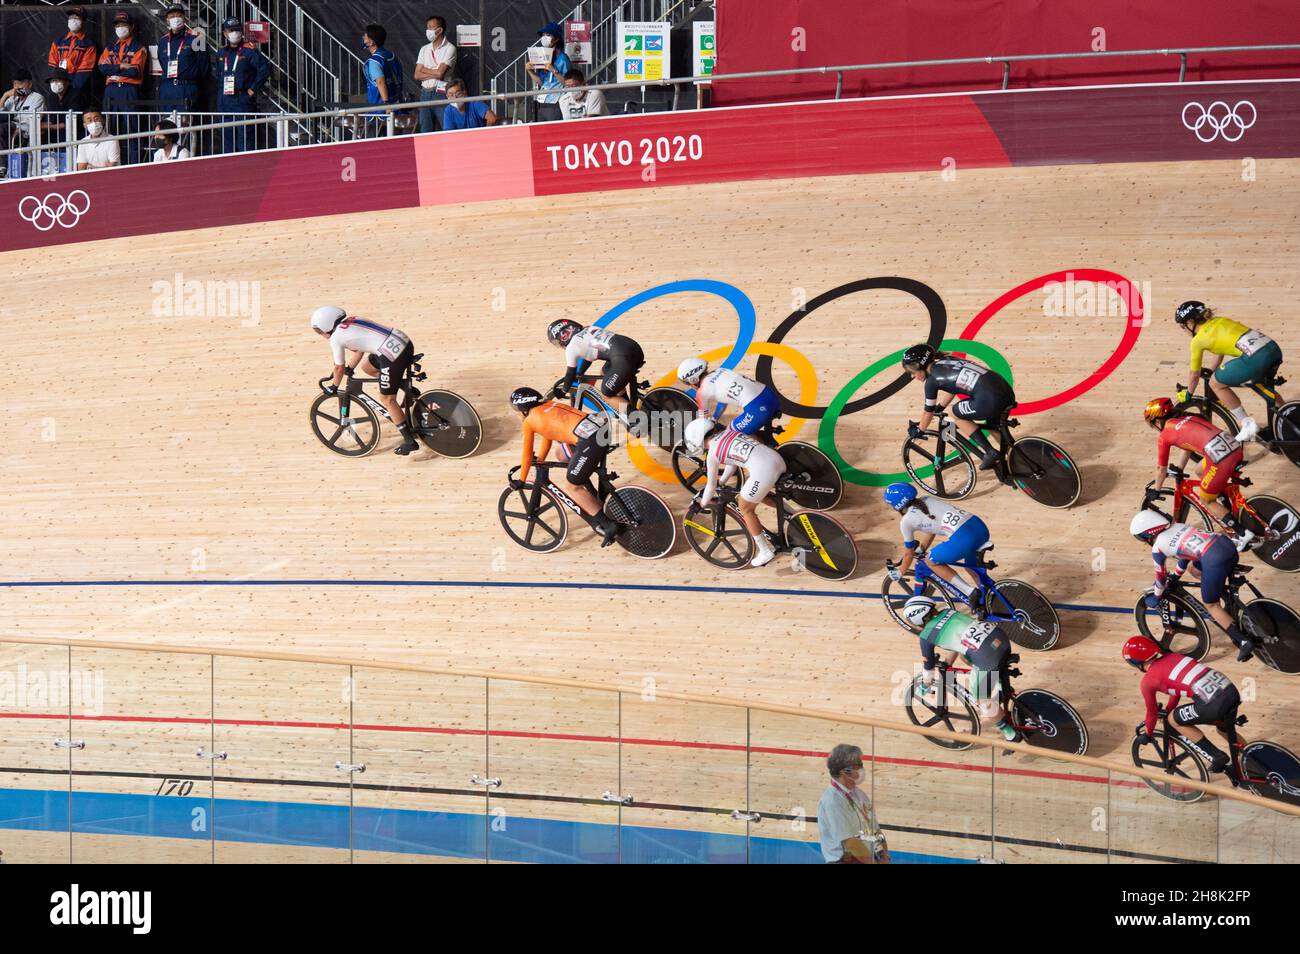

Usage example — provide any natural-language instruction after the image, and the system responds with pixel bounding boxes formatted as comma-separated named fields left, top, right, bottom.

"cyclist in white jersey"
left=676, top=358, right=782, bottom=437
left=548, top=319, right=646, bottom=414
left=311, top=305, right=419, bottom=455
left=686, top=418, right=785, bottom=567
left=882, top=482, right=990, bottom=611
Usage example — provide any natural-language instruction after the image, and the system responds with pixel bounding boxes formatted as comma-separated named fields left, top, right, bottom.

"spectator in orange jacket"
left=47, top=4, right=98, bottom=112
left=99, top=11, right=149, bottom=164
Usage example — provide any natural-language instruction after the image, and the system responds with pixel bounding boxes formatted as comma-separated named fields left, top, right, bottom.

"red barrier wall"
left=713, top=0, right=1300, bottom=105
left=2, top=79, right=1296, bottom=253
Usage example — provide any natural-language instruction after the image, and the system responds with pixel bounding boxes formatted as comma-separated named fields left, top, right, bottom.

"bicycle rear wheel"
left=1243, top=598, right=1300, bottom=674
left=881, top=570, right=952, bottom=633
left=987, top=580, right=1060, bottom=651
left=497, top=483, right=568, bottom=553
left=903, top=431, right=976, bottom=500
left=1007, top=437, right=1082, bottom=508
left=1130, top=731, right=1209, bottom=802
left=1273, top=401, right=1300, bottom=467
left=606, top=486, right=676, bottom=559
left=777, top=441, right=842, bottom=511
left=683, top=502, right=753, bottom=569
left=785, top=510, right=857, bottom=581
left=1244, top=495, right=1300, bottom=573
left=310, top=391, right=381, bottom=457
left=903, top=675, right=980, bottom=750
left=415, top=390, right=482, bottom=458
left=1240, top=741, right=1300, bottom=807
left=1013, top=689, right=1088, bottom=755
left=1133, top=590, right=1211, bottom=660
left=640, top=387, right=696, bottom=451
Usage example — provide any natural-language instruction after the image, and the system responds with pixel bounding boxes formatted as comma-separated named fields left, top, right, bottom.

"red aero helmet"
left=1122, top=635, right=1161, bottom=668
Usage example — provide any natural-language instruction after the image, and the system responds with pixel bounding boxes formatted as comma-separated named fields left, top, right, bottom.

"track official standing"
left=46, top=5, right=98, bottom=112
left=157, top=4, right=209, bottom=113
left=818, top=744, right=890, bottom=864
left=98, top=12, right=148, bottom=163
left=216, top=18, right=270, bottom=153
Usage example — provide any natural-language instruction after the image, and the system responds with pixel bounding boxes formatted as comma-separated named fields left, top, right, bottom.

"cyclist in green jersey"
left=901, top=595, right=1023, bottom=743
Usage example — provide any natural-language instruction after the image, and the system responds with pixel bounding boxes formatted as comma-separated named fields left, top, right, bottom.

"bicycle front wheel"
left=1133, top=589, right=1211, bottom=660
left=1241, top=741, right=1300, bottom=807
left=903, top=431, right=976, bottom=500
left=1131, top=731, right=1209, bottom=802
left=777, top=441, right=843, bottom=511
left=683, top=502, right=754, bottom=570
left=1243, top=598, right=1300, bottom=675
left=1243, top=495, right=1300, bottom=573
left=1174, top=494, right=1216, bottom=533
left=903, top=675, right=980, bottom=750
left=416, top=390, right=482, bottom=458
left=1007, top=437, right=1082, bottom=508
left=1271, top=400, right=1300, bottom=467
left=785, top=510, right=858, bottom=581
left=607, top=486, right=676, bottom=560
left=1013, top=689, right=1088, bottom=756
left=310, top=391, right=381, bottom=457
left=987, top=580, right=1060, bottom=651
left=497, top=482, right=568, bottom=553
left=640, top=387, right=696, bottom=451
left=881, top=570, right=952, bottom=633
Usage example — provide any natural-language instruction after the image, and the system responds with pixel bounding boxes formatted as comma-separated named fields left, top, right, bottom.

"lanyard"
left=224, top=48, right=243, bottom=74
left=831, top=780, right=875, bottom=833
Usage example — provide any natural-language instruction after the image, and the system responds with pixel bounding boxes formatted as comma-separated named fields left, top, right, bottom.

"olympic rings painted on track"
left=593, top=280, right=756, bottom=484
left=755, top=278, right=947, bottom=417
left=957, top=268, right=1145, bottom=416
left=819, top=340, right=1013, bottom=487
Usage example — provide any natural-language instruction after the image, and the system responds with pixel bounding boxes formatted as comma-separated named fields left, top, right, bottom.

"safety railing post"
left=276, top=118, right=289, bottom=150
left=64, top=111, right=75, bottom=173
left=1179, top=52, right=1188, bottom=82
left=386, top=109, right=396, bottom=138
left=835, top=70, right=843, bottom=99
left=1001, top=61, right=1010, bottom=89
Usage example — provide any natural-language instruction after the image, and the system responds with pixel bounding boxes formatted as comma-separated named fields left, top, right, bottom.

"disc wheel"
left=1274, top=401, right=1300, bottom=467
left=1013, top=689, right=1088, bottom=755
left=1242, top=598, right=1300, bottom=675
left=986, top=580, right=1060, bottom=651
left=639, top=387, right=696, bottom=451
left=776, top=441, right=843, bottom=511
left=310, top=390, right=381, bottom=457
left=606, top=486, right=676, bottom=559
left=1007, top=437, right=1082, bottom=508
left=785, top=510, right=857, bottom=581
left=1240, top=741, right=1300, bottom=807
left=1243, top=495, right=1300, bottom=573
left=415, top=390, right=482, bottom=458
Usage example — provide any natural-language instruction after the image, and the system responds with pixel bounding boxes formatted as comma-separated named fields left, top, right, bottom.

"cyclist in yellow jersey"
left=1175, top=300, right=1286, bottom=443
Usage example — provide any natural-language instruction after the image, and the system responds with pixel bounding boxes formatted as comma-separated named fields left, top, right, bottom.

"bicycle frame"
left=925, top=409, right=1018, bottom=483
left=911, top=551, right=1037, bottom=634
left=1177, top=373, right=1298, bottom=448
left=516, top=457, right=622, bottom=528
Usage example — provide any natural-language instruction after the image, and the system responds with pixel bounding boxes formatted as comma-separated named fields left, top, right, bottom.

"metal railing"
left=4, top=42, right=1299, bottom=176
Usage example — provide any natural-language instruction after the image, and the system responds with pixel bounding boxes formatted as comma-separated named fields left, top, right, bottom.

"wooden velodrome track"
left=2, top=157, right=1299, bottom=860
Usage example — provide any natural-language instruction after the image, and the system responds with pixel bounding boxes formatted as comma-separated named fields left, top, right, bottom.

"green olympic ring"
left=818, top=340, right=1014, bottom=487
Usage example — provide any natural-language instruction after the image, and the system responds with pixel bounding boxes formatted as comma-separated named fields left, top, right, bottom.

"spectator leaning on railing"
left=217, top=18, right=271, bottom=154
left=818, top=744, right=890, bottom=864
left=47, top=4, right=98, bottom=112
left=558, top=68, right=608, bottom=120
left=157, top=4, right=209, bottom=113
left=99, top=12, right=148, bottom=165
left=76, top=111, right=119, bottom=170
left=441, top=77, right=497, bottom=130
left=151, top=120, right=189, bottom=162
left=526, top=21, right=570, bottom=123
left=414, top=14, right=456, bottom=134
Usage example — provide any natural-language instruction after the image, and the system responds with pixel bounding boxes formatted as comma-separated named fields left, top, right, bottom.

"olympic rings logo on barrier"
left=18, top=190, right=90, bottom=232
left=1181, top=100, right=1257, bottom=144
left=586, top=270, right=1145, bottom=488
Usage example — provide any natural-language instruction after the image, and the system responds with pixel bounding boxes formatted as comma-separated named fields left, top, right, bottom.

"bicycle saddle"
left=1233, top=565, right=1255, bottom=575
left=412, top=352, right=424, bottom=362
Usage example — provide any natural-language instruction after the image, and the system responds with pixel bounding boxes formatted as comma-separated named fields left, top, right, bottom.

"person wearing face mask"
left=46, top=5, right=98, bottom=112
left=817, top=744, right=890, bottom=864
left=360, top=23, right=404, bottom=135
left=157, top=4, right=210, bottom=113
left=40, top=68, right=76, bottom=171
left=414, top=15, right=457, bottom=134
left=98, top=12, right=148, bottom=165
left=440, top=77, right=497, bottom=131
left=216, top=17, right=271, bottom=154
left=525, top=21, right=571, bottom=123
left=151, top=120, right=190, bottom=162
left=1, top=70, right=44, bottom=176
left=75, top=111, right=119, bottom=170
left=557, top=68, right=607, bottom=121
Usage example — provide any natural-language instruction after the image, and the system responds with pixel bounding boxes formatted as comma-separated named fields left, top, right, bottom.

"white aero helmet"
left=683, top=417, right=718, bottom=455
left=311, top=305, right=346, bottom=334
left=1130, top=509, right=1171, bottom=542
left=677, top=357, right=708, bottom=387
left=902, top=595, right=936, bottom=628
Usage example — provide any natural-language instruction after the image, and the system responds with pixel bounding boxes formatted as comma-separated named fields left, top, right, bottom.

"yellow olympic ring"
left=625, top=342, right=820, bottom=484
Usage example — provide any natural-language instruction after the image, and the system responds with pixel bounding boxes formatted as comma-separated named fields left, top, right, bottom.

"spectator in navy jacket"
left=99, top=12, right=149, bottom=163
left=157, top=4, right=209, bottom=112
left=46, top=4, right=98, bottom=112
left=216, top=17, right=271, bottom=153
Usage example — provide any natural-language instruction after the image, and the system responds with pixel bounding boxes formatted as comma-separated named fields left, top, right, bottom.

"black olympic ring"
left=754, top=277, right=947, bottom=417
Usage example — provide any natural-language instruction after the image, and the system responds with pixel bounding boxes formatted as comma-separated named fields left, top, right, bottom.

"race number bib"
left=1203, top=431, right=1241, bottom=464
left=955, top=366, right=984, bottom=391
left=725, top=436, right=755, bottom=464
left=582, top=328, right=616, bottom=350
left=376, top=329, right=410, bottom=361
left=573, top=413, right=606, bottom=440
left=940, top=509, right=965, bottom=531
left=1235, top=329, right=1272, bottom=357
left=959, top=620, right=996, bottom=653
left=1193, top=670, right=1230, bottom=702
left=726, top=380, right=744, bottom=400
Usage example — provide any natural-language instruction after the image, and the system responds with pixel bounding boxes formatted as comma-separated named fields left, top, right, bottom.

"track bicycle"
left=1173, top=373, right=1300, bottom=468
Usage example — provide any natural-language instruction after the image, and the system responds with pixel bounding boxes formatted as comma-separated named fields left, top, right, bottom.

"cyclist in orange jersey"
left=510, top=387, right=622, bottom=545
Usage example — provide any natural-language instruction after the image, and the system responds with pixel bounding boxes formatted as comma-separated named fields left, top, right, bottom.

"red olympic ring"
left=957, top=268, right=1145, bottom=416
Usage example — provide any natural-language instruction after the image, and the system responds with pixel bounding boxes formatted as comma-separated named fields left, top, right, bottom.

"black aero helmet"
left=547, top=319, right=583, bottom=347
left=510, top=386, right=543, bottom=415
left=1175, top=300, right=1210, bottom=327
left=901, top=343, right=936, bottom=371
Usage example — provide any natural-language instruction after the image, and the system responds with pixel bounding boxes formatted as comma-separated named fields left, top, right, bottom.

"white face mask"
left=426, top=29, right=439, bottom=41
left=539, top=35, right=554, bottom=48
left=168, top=18, right=184, bottom=32
left=51, top=82, right=66, bottom=94
left=86, top=122, right=104, bottom=136
left=568, top=88, right=585, bottom=100
left=227, top=32, right=243, bottom=44
left=68, top=18, right=82, bottom=32
left=115, top=27, right=130, bottom=39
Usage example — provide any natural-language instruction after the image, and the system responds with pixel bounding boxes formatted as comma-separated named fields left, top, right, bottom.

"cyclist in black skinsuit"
left=901, top=344, right=1016, bottom=470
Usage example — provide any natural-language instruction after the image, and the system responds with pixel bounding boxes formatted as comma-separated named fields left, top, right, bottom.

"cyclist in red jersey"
left=1143, top=398, right=1248, bottom=540
left=1122, top=635, right=1241, bottom=774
